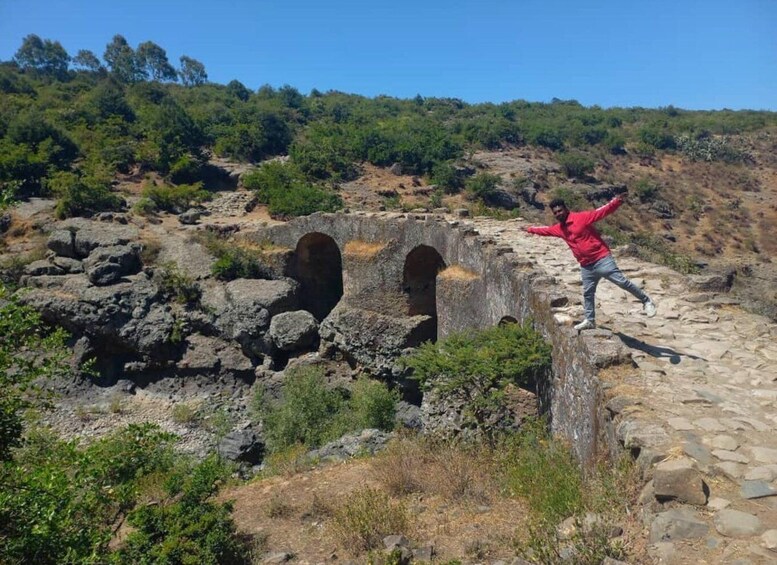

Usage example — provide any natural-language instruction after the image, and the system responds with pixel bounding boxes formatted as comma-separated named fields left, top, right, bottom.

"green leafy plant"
left=465, top=172, right=501, bottom=201
left=243, top=161, right=342, bottom=219
left=140, top=180, right=210, bottom=213
left=0, top=283, right=70, bottom=460
left=556, top=151, right=595, bottom=179
left=255, top=368, right=398, bottom=454
left=113, top=454, right=249, bottom=565
left=402, top=323, right=551, bottom=434
left=154, top=262, right=202, bottom=305
left=46, top=170, right=124, bottom=219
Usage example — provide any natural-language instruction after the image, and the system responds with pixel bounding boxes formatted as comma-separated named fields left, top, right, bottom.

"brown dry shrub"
left=329, top=487, right=411, bottom=552
left=371, top=436, right=497, bottom=503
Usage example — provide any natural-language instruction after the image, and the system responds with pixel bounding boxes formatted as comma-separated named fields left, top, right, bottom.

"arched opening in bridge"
left=403, top=245, right=446, bottom=340
left=292, top=233, right=344, bottom=321
left=499, top=316, right=519, bottom=326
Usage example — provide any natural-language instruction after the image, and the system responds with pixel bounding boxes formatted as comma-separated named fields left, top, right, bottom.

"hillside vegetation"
left=2, top=35, right=776, bottom=319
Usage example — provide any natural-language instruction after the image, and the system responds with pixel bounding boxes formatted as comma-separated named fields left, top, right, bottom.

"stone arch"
left=292, top=232, right=344, bottom=320
left=403, top=245, right=446, bottom=338
left=499, top=316, right=519, bottom=326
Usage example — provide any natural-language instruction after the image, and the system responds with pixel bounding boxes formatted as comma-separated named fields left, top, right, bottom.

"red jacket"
left=526, top=197, right=623, bottom=266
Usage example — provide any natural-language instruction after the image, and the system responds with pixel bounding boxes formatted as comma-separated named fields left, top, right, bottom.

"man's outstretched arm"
left=577, top=195, right=624, bottom=225
left=525, top=224, right=562, bottom=237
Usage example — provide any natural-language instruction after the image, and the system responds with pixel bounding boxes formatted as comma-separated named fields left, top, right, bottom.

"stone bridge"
left=251, top=210, right=777, bottom=563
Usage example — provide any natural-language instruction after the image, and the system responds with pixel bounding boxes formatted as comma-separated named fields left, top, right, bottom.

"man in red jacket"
left=525, top=193, right=656, bottom=330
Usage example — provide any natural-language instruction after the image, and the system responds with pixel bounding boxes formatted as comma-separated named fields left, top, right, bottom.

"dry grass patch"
left=329, top=487, right=412, bottom=553
left=344, top=240, right=386, bottom=259
left=372, top=436, right=496, bottom=504
left=438, top=264, right=480, bottom=281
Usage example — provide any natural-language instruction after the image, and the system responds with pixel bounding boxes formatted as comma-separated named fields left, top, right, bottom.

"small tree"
left=178, top=55, right=207, bottom=86
left=136, top=41, right=177, bottom=82
left=13, top=34, right=70, bottom=79
left=72, top=49, right=103, bottom=72
left=0, top=283, right=70, bottom=460
left=103, top=34, right=145, bottom=83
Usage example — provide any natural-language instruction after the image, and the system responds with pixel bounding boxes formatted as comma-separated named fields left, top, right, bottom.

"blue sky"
left=1, top=0, right=775, bottom=110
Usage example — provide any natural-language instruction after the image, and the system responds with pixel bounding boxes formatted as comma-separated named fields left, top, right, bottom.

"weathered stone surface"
left=25, top=260, right=64, bottom=276
left=751, top=447, right=777, bottom=464
left=649, top=508, right=709, bottom=542
left=710, top=435, right=739, bottom=451
left=83, top=244, right=141, bottom=286
left=178, top=334, right=254, bottom=379
left=268, top=310, right=318, bottom=351
left=307, top=429, right=391, bottom=461
left=64, top=219, right=138, bottom=258
left=762, top=529, right=777, bottom=551
left=52, top=256, right=84, bottom=274
left=47, top=229, right=77, bottom=257
left=653, top=458, right=708, bottom=505
left=714, top=509, right=763, bottom=537
left=225, top=278, right=299, bottom=317
left=740, top=480, right=777, bottom=499
left=744, top=466, right=777, bottom=481
left=395, top=400, right=422, bottom=430
left=178, top=208, right=202, bottom=224
left=217, top=428, right=264, bottom=464
left=319, top=304, right=434, bottom=378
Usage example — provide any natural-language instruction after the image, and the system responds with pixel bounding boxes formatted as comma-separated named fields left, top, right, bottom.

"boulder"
left=25, top=260, right=64, bottom=277
left=52, top=256, right=84, bottom=274
left=84, top=244, right=141, bottom=286
left=307, top=429, right=392, bottom=462
left=178, top=208, right=202, bottom=225
left=319, top=303, right=434, bottom=378
left=47, top=229, right=77, bottom=258
left=483, top=188, right=519, bottom=210
left=225, top=278, right=300, bottom=317
left=69, top=221, right=138, bottom=258
left=217, top=428, right=264, bottom=464
left=268, top=310, right=319, bottom=351
left=653, top=458, right=708, bottom=505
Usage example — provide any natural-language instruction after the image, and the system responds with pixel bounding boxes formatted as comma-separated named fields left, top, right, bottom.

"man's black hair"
left=549, top=198, right=567, bottom=209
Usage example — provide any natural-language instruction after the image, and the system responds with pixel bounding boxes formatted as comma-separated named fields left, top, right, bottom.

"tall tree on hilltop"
left=136, top=41, right=177, bottom=82
left=103, top=34, right=145, bottom=83
left=178, top=55, right=207, bottom=86
left=72, top=49, right=103, bottom=72
left=14, top=34, right=70, bottom=79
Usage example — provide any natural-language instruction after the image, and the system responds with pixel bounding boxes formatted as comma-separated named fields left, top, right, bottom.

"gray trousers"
left=581, top=254, right=650, bottom=322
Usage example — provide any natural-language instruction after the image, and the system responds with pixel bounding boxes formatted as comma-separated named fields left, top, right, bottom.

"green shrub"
left=114, top=454, right=249, bottom=565
left=140, top=180, right=210, bottom=213
left=0, top=282, right=70, bottom=461
left=556, top=152, right=595, bottom=179
left=633, top=177, right=660, bottom=203
left=0, top=424, right=176, bottom=564
left=154, top=262, right=202, bottom=305
left=258, top=367, right=346, bottom=452
left=402, top=323, right=551, bottom=432
left=142, top=182, right=211, bottom=213
left=334, top=377, right=399, bottom=434
left=243, top=161, right=342, bottom=219
left=430, top=162, right=464, bottom=194
left=465, top=172, right=501, bottom=201
left=47, top=171, right=124, bottom=219
left=195, top=231, right=272, bottom=281
left=256, top=368, right=398, bottom=454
